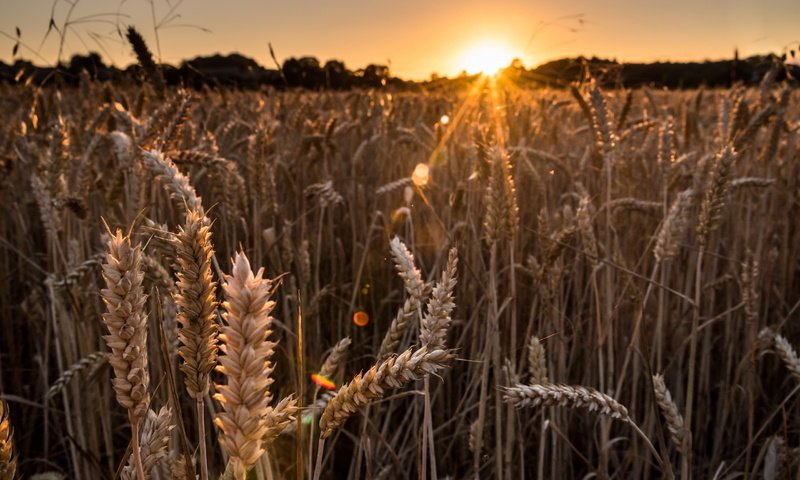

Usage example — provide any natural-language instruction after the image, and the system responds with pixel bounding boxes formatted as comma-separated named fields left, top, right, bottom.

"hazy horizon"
left=1, top=0, right=797, bottom=80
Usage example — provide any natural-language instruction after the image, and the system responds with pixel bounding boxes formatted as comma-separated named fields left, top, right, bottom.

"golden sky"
left=1, top=0, right=797, bottom=79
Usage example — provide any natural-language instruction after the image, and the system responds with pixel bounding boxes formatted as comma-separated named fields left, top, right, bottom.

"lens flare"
left=311, top=373, right=336, bottom=390
left=412, top=163, right=430, bottom=187
left=353, top=310, right=369, bottom=327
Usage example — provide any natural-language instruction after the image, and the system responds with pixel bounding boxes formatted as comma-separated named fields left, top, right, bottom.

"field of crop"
left=0, top=59, right=799, bottom=479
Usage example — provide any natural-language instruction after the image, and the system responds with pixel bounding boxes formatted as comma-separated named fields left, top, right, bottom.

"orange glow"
left=353, top=310, right=370, bottom=327
left=457, top=41, right=518, bottom=75
left=311, top=373, right=336, bottom=390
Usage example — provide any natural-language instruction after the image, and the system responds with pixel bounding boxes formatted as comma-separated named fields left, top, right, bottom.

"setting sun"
left=458, top=41, right=519, bottom=75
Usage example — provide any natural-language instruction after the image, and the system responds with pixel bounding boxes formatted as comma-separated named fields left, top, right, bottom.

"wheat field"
left=0, top=42, right=799, bottom=479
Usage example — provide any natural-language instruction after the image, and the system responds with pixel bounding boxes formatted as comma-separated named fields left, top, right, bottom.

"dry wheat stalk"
left=741, top=254, right=760, bottom=322
left=0, top=401, right=15, bottom=480
left=576, top=196, right=598, bottom=265
left=527, top=336, right=548, bottom=384
left=214, top=252, right=279, bottom=474
left=420, top=247, right=458, bottom=350
left=121, top=406, right=173, bottom=480
left=652, top=374, right=689, bottom=454
left=319, top=346, right=453, bottom=438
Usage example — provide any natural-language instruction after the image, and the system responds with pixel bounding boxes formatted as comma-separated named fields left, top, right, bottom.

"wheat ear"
left=172, top=208, right=218, bottom=397
left=319, top=346, right=453, bottom=438
left=261, top=395, right=299, bottom=448
left=527, top=336, right=548, bottom=384
left=141, top=150, right=203, bottom=214
left=319, top=337, right=352, bottom=379
left=377, top=237, right=427, bottom=358
left=652, top=374, right=690, bottom=454
left=121, top=406, right=174, bottom=480
left=0, top=401, right=16, bottom=480
left=171, top=207, right=218, bottom=480
left=46, top=351, right=106, bottom=400
left=100, top=229, right=150, bottom=480
left=654, top=189, right=694, bottom=262
left=503, top=382, right=668, bottom=473
left=420, top=247, right=458, bottom=349
left=503, top=383, right=629, bottom=419
left=760, top=329, right=800, bottom=382
left=214, top=252, right=278, bottom=475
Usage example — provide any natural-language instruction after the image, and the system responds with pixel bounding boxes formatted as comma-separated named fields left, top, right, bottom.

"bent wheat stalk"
left=503, top=383, right=671, bottom=477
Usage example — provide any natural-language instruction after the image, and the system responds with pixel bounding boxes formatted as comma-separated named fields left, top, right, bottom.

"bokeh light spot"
left=353, top=310, right=370, bottom=327
left=412, top=163, right=430, bottom=187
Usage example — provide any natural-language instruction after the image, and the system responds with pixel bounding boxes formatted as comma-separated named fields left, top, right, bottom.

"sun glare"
left=459, top=41, right=518, bottom=75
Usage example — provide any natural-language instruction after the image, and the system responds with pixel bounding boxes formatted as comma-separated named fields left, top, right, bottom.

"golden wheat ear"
left=214, top=251, right=295, bottom=476
left=0, top=400, right=16, bottom=480
left=100, top=228, right=150, bottom=479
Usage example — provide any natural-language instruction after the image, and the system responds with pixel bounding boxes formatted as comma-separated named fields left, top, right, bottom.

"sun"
left=458, top=41, right=519, bottom=75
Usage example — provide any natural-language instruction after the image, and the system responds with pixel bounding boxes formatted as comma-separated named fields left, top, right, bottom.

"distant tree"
left=362, top=64, right=389, bottom=87
left=67, top=52, right=105, bottom=78
left=282, top=57, right=302, bottom=86
left=324, top=59, right=349, bottom=89
left=283, top=56, right=324, bottom=88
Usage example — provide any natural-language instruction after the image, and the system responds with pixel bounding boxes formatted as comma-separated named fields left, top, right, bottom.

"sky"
left=0, top=0, right=797, bottom=80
